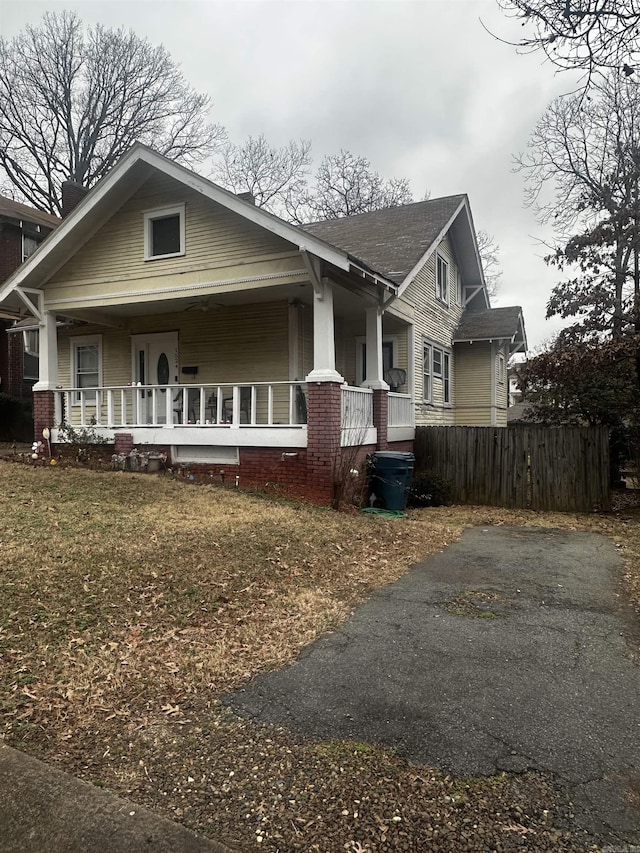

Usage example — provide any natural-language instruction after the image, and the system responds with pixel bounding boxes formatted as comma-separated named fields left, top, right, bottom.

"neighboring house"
left=0, top=144, right=526, bottom=504
left=0, top=195, right=60, bottom=397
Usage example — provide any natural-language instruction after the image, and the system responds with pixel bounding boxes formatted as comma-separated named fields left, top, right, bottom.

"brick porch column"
left=372, top=388, right=389, bottom=450
left=33, top=390, right=55, bottom=443
left=306, top=382, right=342, bottom=503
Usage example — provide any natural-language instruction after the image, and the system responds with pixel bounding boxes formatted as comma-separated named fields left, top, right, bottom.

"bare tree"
left=516, top=74, right=640, bottom=232
left=291, top=150, right=413, bottom=223
left=213, top=135, right=311, bottom=217
left=517, top=74, right=640, bottom=341
left=0, top=11, right=225, bottom=214
left=495, top=0, right=640, bottom=81
left=476, top=229, right=502, bottom=296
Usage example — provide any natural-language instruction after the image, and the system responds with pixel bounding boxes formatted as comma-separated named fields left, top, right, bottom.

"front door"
left=132, top=332, right=179, bottom=424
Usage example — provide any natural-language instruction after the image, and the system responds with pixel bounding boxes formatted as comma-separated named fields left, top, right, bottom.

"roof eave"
left=0, top=143, right=356, bottom=310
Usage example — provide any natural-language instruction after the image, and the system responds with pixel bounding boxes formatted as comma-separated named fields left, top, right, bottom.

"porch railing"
left=54, top=382, right=308, bottom=429
left=388, top=392, right=413, bottom=427
left=341, top=385, right=373, bottom=430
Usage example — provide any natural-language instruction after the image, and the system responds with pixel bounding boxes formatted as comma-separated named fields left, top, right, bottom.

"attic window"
left=436, top=254, right=449, bottom=304
left=144, top=204, right=185, bottom=260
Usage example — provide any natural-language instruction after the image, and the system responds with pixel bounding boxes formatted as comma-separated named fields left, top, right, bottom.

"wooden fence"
left=413, top=425, right=611, bottom=512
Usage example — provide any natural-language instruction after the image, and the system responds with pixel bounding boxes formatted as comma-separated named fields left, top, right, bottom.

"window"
left=23, top=329, right=39, bottom=356
left=22, top=234, right=41, bottom=262
left=456, top=270, right=462, bottom=306
left=424, top=340, right=452, bottom=406
left=360, top=340, right=394, bottom=384
left=436, top=254, right=449, bottom=304
left=497, top=353, right=505, bottom=384
left=144, top=204, right=185, bottom=260
left=432, top=347, right=443, bottom=378
left=72, top=336, right=102, bottom=402
left=443, top=352, right=451, bottom=404
left=423, top=343, right=432, bottom=403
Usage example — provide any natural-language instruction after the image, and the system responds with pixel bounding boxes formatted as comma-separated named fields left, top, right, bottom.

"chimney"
left=236, top=191, right=255, bottom=205
left=61, top=180, right=90, bottom=218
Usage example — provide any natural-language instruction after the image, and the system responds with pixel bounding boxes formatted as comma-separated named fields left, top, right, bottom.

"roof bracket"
left=15, top=287, right=44, bottom=322
left=301, top=250, right=325, bottom=301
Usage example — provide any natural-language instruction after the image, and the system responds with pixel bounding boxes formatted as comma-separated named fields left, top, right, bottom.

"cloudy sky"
left=0, top=0, right=578, bottom=348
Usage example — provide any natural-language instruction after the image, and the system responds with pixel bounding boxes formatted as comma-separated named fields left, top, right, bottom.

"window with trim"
left=22, top=329, right=39, bottom=381
left=360, top=340, right=394, bottom=384
left=424, top=341, right=452, bottom=405
left=436, top=254, right=449, bottom=304
left=423, top=343, right=432, bottom=403
left=72, top=336, right=102, bottom=402
left=443, top=352, right=451, bottom=403
left=144, top=204, right=185, bottom=260
left=497, top=353, right=505, bottom=384
left=432, top=347, right=443, bottom=378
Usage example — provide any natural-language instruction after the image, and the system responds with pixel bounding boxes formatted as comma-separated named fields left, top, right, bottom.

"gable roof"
left=0, top=144, right=400, bottom=315
left=454, top=306, right=527, bottom=351
left=304, top=196, right=466, bottom=285
left=0, top=195, right=60, bottom=230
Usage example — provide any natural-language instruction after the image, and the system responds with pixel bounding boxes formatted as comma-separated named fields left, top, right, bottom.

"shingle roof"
left=454, top=306, right=524, bottom=342
left=0, top=195, right=60, bottom=230
left=303, top=195, right=466, bottom=284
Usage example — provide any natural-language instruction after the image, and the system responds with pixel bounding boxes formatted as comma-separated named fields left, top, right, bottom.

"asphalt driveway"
left=226, top=525, right=640, bottom=845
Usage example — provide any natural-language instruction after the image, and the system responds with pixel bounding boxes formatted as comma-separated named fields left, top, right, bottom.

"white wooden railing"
left=54, top=382, right=308, bottom=429
left=341, top=385, right=373, bottom=430
left=388, top=392, right=413, bottom=427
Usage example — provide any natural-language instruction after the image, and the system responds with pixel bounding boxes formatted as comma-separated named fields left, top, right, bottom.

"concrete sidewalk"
left=0, top=744, right=241, bottom=853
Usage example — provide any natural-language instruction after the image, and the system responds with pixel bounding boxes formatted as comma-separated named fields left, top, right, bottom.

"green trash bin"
left=371, top=451, right=415, bottom=511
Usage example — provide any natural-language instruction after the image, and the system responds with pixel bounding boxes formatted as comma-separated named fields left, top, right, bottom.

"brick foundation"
left=114, top=432, right=134, bottom=456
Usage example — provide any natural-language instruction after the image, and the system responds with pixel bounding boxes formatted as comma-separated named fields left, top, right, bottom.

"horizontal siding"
left=57, top=302, right=291, bottom=389
left=495, top=342, right=508, bottom=426
left=401, top=235, right=465, bottom=408
left=46, top=173, right=302, bottom=303
left=454, top=341, right=493, bottom=426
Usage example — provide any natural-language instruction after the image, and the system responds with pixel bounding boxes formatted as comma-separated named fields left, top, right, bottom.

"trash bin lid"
left=372, top=451, right=415, bottom=461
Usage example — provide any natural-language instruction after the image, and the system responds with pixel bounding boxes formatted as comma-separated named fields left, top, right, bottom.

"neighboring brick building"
left=0, top=196, right=60, bottom=397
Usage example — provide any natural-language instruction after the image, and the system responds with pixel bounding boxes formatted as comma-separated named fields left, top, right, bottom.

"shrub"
left=0, top=394, right=34, bottom=442
left=408, top=470, right=454, bottom=507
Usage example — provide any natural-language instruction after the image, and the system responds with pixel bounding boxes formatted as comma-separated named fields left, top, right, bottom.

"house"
left=0, top=195, right=60, bottom=397
left=0, top=144, right=526, bottom=504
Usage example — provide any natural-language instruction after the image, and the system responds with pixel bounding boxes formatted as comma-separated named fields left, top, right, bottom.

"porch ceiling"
left=50, top=275, right=380, bottom=327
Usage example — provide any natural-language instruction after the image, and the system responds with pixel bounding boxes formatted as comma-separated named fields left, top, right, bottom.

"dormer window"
left=144, top=204, right=185, bottom=260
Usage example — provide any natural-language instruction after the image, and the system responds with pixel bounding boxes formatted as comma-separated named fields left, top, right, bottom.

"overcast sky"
left=0, top=0, right=577, bottom=349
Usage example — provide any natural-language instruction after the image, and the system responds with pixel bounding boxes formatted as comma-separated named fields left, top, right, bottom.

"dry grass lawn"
left=0, top=460, right=638, bottom=850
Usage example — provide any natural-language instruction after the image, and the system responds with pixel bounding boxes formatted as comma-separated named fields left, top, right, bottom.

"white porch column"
left=305, top=278, right=345, bottom=383
left=363, top=305, right=389, bottom=390
left=33, top=311, right=58, bottom=392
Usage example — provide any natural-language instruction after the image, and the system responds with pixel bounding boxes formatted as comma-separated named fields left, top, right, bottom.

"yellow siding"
left=402, top=235, right=464, bottom=405
left=45, top=173, right=304, bottom=308
left=453, top=341, right=493, bottom=426
left=58, top=302, right=291, bottom=388
left=495, top=342, right=509, bottom=426
left=401, top=235, right=462, bottom=425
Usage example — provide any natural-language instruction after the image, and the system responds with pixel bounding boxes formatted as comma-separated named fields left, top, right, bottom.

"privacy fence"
left=414, top=425, right=611, bottom=512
